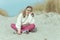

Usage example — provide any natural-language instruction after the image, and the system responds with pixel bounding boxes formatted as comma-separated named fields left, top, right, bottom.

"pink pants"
left=11, top=24, right=35, bottom=33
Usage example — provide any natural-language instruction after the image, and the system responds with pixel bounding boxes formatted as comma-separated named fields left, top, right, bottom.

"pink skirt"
left=11, top=23, right=35, bottom=33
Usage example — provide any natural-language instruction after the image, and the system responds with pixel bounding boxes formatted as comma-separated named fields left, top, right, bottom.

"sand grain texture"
left=0, top=12, right=60, bottom=40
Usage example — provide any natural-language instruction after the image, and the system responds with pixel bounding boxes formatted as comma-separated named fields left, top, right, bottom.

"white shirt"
left=16, top=13, right=35, bottom=30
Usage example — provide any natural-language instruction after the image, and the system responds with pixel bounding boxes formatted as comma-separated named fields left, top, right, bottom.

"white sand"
left=0, top=12, right=60, bottom=40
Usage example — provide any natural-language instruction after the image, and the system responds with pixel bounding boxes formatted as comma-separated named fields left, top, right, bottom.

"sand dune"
left=0, top=12, right=60, bottom=40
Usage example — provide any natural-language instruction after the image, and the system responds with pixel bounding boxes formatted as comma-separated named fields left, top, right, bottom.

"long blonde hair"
left=23, top=6, right=34, bottom=18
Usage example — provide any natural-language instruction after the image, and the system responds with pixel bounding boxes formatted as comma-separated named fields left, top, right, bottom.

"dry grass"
left=33, top=0, right=60, bottom=13
left=45, top=0, right=56, bottom=12
left=0, top=9, right=8, bottom=17
left=34, top=3, right=44, bottom=11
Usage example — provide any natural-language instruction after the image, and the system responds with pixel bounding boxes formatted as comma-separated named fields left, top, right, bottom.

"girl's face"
left=26, top=8, right=32, bottom=14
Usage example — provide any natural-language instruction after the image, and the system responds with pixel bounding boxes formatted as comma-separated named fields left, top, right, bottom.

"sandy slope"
left=0, top=12, right=60, bottom=40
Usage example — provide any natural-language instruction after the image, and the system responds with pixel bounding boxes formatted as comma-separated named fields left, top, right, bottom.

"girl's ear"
left=31, top=13, right=34, bottom=17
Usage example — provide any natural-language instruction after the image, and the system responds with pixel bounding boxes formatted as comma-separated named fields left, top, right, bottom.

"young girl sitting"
left=11, top=6, right=36, bottom=35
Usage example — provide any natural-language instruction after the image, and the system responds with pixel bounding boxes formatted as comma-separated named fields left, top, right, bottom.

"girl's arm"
left=16, top=13, right=22, bottom=34
left=30, top=17, right=35, bottom=24
left=29, top=13, right=35, bottom=24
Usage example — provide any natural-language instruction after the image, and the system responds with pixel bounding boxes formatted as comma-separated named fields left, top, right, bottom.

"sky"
left=0, top=0, right=45, bottom=17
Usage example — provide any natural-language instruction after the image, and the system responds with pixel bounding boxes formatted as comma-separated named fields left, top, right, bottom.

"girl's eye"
left=27, top=10, right=31, bottom=11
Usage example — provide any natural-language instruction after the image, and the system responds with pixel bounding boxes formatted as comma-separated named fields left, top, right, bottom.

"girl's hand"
left=17, top=30, right=21, bottom=35
left=24, top=23, right=30, bottom=26
left=26, top=23, right=30, bottom=25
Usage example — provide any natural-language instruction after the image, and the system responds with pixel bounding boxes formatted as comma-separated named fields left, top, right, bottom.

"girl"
left=11, top=6, right=35, bottom=35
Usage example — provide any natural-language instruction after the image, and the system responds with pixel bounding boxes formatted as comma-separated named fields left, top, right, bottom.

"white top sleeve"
left=16, top=13, right=22, bottom=30
left=29, top=17, right=35, bottom=24
left=28, top=14, right=35, bottom=24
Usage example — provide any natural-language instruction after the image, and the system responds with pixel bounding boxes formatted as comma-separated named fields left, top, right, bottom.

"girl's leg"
left=11, top=24, right=18, bottom=32
left=28, top=24, right=35, bottom=32
left=21, top=25, right=30, bottom=34
left=21, top=25, right=28, bottom=32
left=21, top=24, right=35, bottom=32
